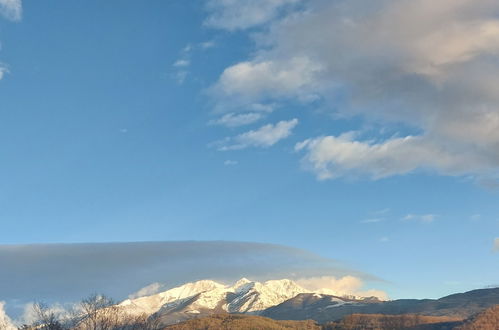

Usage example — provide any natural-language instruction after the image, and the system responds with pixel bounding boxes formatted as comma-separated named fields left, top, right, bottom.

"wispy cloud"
left=0, top=67, right=8, bottom=80
left=214, top=118, right=298, bottom=151
left=204, top=0, right=301, bottom=31
left=224, top=160, right=238, bottom=166
left=172, top=53, right=190, bottom=84
left=173, top=59, right=190, bottom=68
left=209, top=112, right=263, bottom=128
left=402, top=214, right=437, bottom=223
left=0, top=0, right=22, bottom=21
left=199, top=40, right=216, bottom=49
left=172, top=40, right=217, bottom=84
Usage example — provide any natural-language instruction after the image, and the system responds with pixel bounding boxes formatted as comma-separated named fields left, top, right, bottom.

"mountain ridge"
left=115, top=278, right=499, bottom=326
left=116, top=278, right=384, bottom=325
left=263, top=287, right=499, bottom=323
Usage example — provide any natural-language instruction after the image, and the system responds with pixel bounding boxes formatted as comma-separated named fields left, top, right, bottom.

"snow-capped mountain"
left=119, top=278, right=309, bottom=318
left=118, top=278, right=384, bottom=325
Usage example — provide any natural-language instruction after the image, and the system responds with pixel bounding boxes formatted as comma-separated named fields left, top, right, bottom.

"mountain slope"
left=263, top=288, right=499, bottom=323
left=118, top=278, right=499, bottom=326
left=454, top=305, right=499, bottom=330
left=119, top=280, right=226, bottom=316
left=161, top=308, right=499, bottom=330
left=162, top=314, right=321, bottom=330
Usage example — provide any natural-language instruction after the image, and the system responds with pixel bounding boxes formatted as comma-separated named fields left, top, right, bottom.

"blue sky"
left=0, top=0, right=498, bottom=304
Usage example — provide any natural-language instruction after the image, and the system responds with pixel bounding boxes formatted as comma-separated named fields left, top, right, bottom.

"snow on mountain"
left=119, top=280, right=225, bottom=315
left=119, top=278, right=311, bottom=318
left=118, top=277, right=384, bottom=326
left=227, top=279, right=309, bottom=313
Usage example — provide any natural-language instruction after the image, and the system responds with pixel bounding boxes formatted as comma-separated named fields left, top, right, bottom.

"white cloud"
left=172, top=56, right=190, bottom=84
left=209, top=112, right=263, bottom=127
left=296, top=276, right=388, bottom=300
left=172, top=41, right=215, bottom=85
left=403, top=214, right=437, bottom=223
left=204, top=0, right=301, bottom=30
left=173, top=59, right=190, bottom=67
left=200, top=40, right=216, bottom=49
left=0, top=0, right=21, bottom=21
left=215, top=57, right=322, bottom=106
left=224, top=160, right=238, bottom=166
left=215, top=118, right=298, bottom=150
left=128, top=282, right=164, bottom=299
left=248, top=103, right=277, bottom=113
left=0, top=301, right=16, bottom=330
left=494, top=238, right=499, bottom=252
left=295, top=134, right=491, bottom=180
left=211, top=0, right=499, bottom=181
left=0, top=67, right=7, bottom=80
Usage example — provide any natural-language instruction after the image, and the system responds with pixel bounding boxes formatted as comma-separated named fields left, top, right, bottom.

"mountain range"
left=116, top=278, right=499, bottom=326
left=119, top=278, right=334, bottom=325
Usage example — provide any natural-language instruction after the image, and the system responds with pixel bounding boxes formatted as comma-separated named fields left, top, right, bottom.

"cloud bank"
left=0, top=241, right=374, bottom=317
left=209, top=0, right=499, bottom=182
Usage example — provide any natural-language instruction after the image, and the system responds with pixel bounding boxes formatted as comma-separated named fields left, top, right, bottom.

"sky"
left=0, top=0, right=499, bottom=313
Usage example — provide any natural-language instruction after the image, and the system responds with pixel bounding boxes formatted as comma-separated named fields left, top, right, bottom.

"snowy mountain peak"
left=119, top=279, right=225, bottom=315
left=118, top=277, right=378, bottom=325
left=119, top=278, right=310, bottom=317
left=160, top=279, right=225, bottom=298
left=232, top=277, right=252, bottom=288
